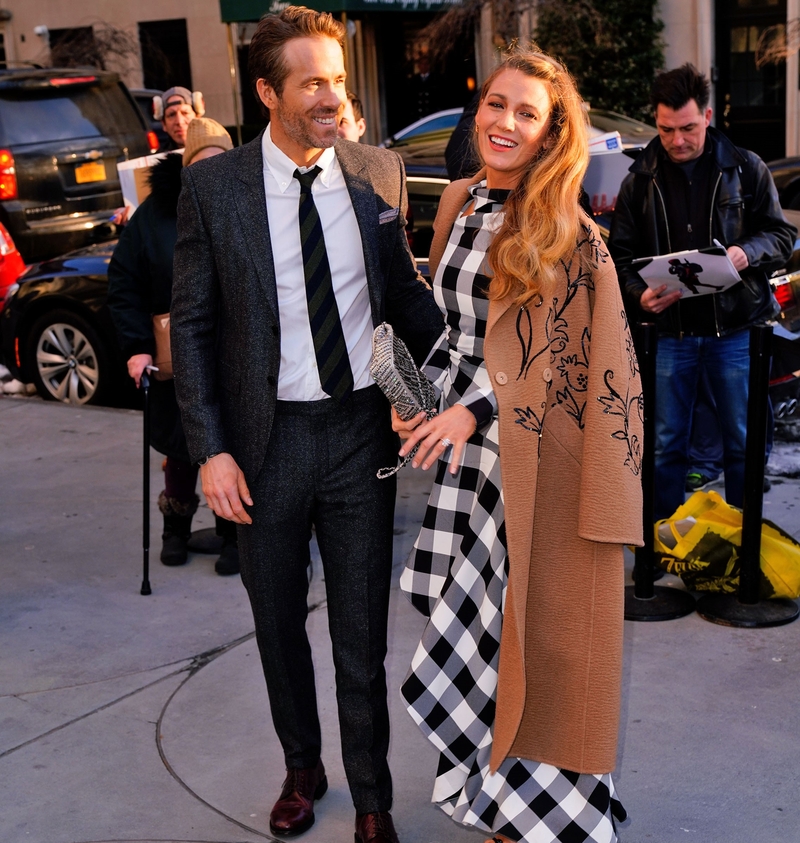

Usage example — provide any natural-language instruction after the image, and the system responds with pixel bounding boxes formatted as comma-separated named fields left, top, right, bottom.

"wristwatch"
left=198, top=452, right=222, bottom=466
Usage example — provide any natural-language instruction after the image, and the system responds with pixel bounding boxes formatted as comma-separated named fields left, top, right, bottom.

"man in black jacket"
left=608, top=64, right=796, bottom=521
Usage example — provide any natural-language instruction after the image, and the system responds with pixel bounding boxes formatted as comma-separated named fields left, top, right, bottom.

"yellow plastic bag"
left=654, top=490, right=800, bottom=598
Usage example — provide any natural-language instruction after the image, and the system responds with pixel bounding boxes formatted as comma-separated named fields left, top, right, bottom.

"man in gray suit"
left=170, top=7, right=444, bottom=843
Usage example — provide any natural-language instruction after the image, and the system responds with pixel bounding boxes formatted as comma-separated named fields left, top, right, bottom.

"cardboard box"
left=583, top=148, right=635, bottom=215
left=116, top=152, right=176, bottom=213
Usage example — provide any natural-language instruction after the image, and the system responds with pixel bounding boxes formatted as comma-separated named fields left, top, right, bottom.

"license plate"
left=75, top=161, right=106, bottom=184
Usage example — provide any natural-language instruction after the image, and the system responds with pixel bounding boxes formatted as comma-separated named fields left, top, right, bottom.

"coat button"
left=495, top=371, right=508, bottom=385
left=543, top=368, right=552, bottom=382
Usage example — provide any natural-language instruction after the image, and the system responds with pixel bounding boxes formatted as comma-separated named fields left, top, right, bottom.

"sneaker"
left=685, top=472, right=717, bottom=492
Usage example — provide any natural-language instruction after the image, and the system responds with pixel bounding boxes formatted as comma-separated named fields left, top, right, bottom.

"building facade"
left=658, top=0, right=799, bottom=162
left=0, top=1, right=237, bottom=126
left=2, top=1, right=799, bottom=161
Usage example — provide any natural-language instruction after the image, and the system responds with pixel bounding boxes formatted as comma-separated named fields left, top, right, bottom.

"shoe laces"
left=282, top=765, right=317, bottom=796
left=359, top=812, right=394, bottom=841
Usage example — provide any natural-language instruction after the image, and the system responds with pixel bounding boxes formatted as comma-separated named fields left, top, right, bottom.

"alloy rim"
left=36, top=323, right=99, bottom=405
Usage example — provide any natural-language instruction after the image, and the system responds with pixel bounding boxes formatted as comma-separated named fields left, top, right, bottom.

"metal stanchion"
left=697, top=325, right=798, bottom=627
left=140, top=370, right=152, bottom=596
left=625, top=323, right=696, bottom=621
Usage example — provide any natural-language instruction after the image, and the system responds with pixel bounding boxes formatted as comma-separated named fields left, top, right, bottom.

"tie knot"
left=294, top=166, right=322, bottom=193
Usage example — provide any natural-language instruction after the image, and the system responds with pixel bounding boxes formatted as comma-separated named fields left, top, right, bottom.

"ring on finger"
left=440, top=437, right=453, bottom=448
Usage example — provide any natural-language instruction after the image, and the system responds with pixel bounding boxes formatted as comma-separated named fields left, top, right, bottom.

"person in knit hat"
left=157, top=86, right=206, bottom=149
left=183, top=117, right=234, bottom=166
left=108, top=121, right=239, bottom=577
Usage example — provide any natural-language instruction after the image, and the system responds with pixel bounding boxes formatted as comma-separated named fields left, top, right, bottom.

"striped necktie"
left=293, top=166, right=354, bottom=403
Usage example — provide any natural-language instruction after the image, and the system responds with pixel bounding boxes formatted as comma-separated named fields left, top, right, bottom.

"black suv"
left=0, top=67, right=156, bottom=263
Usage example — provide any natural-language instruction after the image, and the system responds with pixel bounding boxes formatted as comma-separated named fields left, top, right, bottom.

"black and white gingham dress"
left=400, top=184, right=626, bottom=843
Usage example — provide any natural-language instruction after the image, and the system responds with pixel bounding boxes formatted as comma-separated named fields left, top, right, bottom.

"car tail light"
left=147, top=131, right=159, bottom=154
left=49, top=76, right=97, bottom=86
left=774, top=280, right=797, bottom=311
left=0, top=221, right=14, bottom=255
left=0, top=149, right=17, bottom=200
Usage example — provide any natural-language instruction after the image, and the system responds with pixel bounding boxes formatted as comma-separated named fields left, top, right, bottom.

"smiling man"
left=169, top=7, right=443, bottom=843
left=608, top=64, right=795, bottom=522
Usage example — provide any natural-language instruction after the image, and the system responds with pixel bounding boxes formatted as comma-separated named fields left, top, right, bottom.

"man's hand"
left=127, top=354, right=154, bottom=387
left=727, top=245, right=749, bottom=272
left=110, top=206, right=131, bottom=226
left=639, top=285, right=682, bottom=314
left=391, top=407, right=425, bottom=441
left=199, top=453, right=253, bottom=525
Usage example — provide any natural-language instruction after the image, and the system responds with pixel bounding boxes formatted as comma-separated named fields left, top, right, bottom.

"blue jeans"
left=688, top=370, right=724, bottom=478
left=655, top=331, right=751, bottom=520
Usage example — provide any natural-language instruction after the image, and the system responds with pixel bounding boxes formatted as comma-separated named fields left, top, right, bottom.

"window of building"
left=138, top=19, right=192, bottom=92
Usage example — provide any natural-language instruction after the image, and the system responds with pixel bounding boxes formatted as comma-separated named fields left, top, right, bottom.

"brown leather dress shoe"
left=354, top=811, right=400, bottom=843
left=268, top=760, right=328, bottom=837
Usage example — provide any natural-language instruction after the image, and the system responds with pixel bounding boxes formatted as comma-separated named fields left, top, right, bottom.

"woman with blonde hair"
left=396, top=49, right=643, bottom=843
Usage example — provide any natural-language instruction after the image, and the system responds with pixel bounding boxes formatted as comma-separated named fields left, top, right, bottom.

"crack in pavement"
left=0, top=633, right=255, bottom=761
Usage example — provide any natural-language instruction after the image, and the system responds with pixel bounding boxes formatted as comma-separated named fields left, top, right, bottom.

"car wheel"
left=788, top=190, right=800, bottom=211
left=27, top=310, right=110, bottom=405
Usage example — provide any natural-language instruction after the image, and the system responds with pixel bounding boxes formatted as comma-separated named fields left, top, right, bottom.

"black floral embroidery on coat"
left=621, top=310, right=639, bottom=378
left=554, top=326, right=591, bottom=428
left=597, top=369, right=644, bottom=476
left=514, top=224, right=605, bottom=436
left=513, top=404, right=546, bottom=456
left=515, top=226, right=597, bottom=382
left=583, top=221, right=609, bottom=265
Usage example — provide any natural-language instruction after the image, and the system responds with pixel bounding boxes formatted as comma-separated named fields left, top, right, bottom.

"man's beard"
left=274, top=101, right=339, bottom=150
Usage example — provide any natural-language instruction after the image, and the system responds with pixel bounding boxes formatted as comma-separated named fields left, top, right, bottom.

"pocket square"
left=379, top=207, right=400, bottom=224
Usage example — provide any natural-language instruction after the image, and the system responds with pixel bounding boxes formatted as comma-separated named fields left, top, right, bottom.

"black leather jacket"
left=608, top=128, right=796, bottom=336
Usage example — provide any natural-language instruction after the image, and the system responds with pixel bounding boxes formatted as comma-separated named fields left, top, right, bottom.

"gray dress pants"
left=237, top=384, right=397, bottom=814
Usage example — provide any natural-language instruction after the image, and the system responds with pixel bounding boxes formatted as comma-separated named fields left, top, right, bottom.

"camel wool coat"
left=430, top=179, right=644, bottom=774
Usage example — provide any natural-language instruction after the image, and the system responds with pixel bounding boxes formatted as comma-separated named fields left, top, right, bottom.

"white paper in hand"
left=630, top=240, right=741, bottom=298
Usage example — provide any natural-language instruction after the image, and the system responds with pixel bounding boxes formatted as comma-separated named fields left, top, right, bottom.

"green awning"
left=220, top=0, right=460, bottom=21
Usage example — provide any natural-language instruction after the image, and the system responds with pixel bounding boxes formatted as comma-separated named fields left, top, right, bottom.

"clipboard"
left=630, top=240, right=742, bottom=297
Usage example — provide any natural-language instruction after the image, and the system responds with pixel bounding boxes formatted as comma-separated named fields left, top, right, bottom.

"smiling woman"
left=474, top=70, right=552, bottom=190
left=397, top=47, right=642, bottom=843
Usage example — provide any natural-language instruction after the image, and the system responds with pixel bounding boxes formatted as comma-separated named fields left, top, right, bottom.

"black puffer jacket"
left=608, top=127, right=796, bottom=336
left=107, top=153, right=189, bottom=460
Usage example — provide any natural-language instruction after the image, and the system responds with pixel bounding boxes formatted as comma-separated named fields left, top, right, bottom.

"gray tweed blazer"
left=170, top=133, right=444, bottom=481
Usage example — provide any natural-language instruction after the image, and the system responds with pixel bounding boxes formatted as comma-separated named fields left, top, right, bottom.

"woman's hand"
left=398, top=404, right=477, bottom=474
left=127, top=353, right=154, bottom=388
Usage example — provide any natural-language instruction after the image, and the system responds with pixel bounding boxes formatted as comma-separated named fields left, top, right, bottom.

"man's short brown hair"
left=346, top=90, right=363, bottom=122
left=248, top=5, right=345, bottom=110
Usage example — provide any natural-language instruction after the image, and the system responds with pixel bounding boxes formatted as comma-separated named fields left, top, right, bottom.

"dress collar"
left=469, top=179, right=512, bottom=210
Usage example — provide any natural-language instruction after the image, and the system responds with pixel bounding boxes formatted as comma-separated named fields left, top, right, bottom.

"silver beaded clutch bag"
left=370, top=322, right=438, bottom=478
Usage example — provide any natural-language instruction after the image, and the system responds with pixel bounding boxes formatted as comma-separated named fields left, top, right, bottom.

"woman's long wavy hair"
left=477, top=49, right=590, bottom=306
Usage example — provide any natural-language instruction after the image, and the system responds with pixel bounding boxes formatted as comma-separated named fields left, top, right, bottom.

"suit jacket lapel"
left=231, top=132, right=279, bottom=319
left=335, top=141, right=383, bottom=328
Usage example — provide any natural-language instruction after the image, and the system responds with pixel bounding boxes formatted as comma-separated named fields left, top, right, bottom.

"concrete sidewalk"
left=2, top=395, right=800, bottom=843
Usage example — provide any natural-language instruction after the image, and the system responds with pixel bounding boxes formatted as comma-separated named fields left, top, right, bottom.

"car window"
left=396, top=111, right=463, bottom=141
left=0, top=83, right=143, bottom=146
left=588, top=110, right=656, bottom=138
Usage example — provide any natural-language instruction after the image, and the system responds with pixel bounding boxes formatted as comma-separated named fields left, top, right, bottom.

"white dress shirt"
left=262, top=125, right=374, bottom=401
